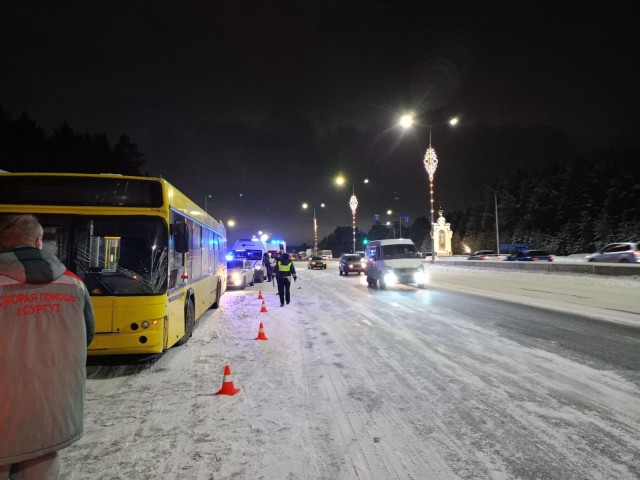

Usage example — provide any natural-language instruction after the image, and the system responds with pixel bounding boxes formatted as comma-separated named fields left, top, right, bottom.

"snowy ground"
left=60, top=262, right=640, bottom=479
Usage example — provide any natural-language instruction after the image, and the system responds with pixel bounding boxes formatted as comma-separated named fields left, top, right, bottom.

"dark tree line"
left=0, top=106, right=145, bottom=175
left=452, top=150, right=640, bottom=255
left=314, top=150, right=640, bottom=256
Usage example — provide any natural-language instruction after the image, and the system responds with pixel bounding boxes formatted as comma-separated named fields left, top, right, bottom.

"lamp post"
left=302, top=202, right=325, bottom=255
left=400, top=114, right=458, bottom=264
left=423, top=140, right=438, bottom=263
left=204, top=194, right=212, bottom=213
left=349, top=188, right=358, bottom=253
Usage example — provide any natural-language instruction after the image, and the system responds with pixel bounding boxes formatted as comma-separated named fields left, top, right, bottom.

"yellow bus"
left=0, top=172, right=227, bottom=355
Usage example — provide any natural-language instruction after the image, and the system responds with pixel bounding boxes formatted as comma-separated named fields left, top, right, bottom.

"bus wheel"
left=175, top=299, right=195, bottom=346
left=211, top=279, right=222, bottom=309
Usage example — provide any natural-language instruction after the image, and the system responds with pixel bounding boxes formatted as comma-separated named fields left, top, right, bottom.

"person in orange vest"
left=273, top=252, right=297, bottom=306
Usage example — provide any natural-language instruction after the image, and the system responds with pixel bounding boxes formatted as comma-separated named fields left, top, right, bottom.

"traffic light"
left=363, top=238, right=368, bottom=245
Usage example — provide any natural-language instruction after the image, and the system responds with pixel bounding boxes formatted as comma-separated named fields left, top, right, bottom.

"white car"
left=587, top=242, right=640, bottom=263
left=226, top=259, right=255, bottom=289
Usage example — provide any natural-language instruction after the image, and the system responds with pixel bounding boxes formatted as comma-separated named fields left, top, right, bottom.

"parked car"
left=227, top=259, right=255, bottom=289
left=307, top=255, right=327, bottom=270
left=468, top=250, right=500, bottom=260
left=586, top=242, right=640, bottom=263
left=338, top=253, right=367, bottom=275
left=504, top=250, right=554, bottom=262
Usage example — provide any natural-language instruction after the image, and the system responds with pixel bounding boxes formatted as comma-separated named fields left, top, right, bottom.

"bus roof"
left=0, top=172, right=226, bottom=235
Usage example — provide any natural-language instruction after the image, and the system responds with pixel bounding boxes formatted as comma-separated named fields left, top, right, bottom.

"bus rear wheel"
left=175, top=299, right=195, bottom=346
left=211, top=279, right=222, bottom=309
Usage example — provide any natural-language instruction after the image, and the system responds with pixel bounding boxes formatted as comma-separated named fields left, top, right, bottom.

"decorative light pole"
left=423, top=136, right=438, bottom=264
left=302, top=202, right=324, bottom=255
left=204, top=194, right=212, bottom=213
left=349, top=188, right=358, bottom=253
left=400, top=114, right=458, bottom=264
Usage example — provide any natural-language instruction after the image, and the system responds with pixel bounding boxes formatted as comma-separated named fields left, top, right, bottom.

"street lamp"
left=400, top=114, right=458, bottom=263
left=349, top=188, right=358, bottom=253
left=302, top=202, right=325, bottom=255
left=204, top=194, right=212, bottom=213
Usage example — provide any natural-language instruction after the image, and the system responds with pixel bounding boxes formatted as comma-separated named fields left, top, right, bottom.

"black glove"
left=293, top=275, right=297, bottom=281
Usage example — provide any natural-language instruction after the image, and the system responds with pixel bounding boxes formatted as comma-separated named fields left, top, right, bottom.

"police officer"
left=273, top=252, right=297, bottom=306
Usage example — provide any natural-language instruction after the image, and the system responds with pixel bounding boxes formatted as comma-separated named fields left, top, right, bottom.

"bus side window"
left=173, top=219, right=189, bottom=253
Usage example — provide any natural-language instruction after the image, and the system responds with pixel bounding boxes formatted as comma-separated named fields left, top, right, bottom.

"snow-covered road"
left=60, top=263, right=640, bottom=479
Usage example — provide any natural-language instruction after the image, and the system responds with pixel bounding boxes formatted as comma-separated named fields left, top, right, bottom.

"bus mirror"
left=173, top=219, right=190, bottom=253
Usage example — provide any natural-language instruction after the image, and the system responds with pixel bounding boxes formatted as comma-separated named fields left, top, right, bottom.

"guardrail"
left=431, top=258, right=640, bottom=277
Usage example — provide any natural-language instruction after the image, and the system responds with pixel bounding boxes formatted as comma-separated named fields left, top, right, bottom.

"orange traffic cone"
left=260, top=301, right=268, bottom=313
left=257, top=290, right=264, bottom=299
left=255, top=322, right=268, bottom=340
left=216, top=364, right=240, bottom=396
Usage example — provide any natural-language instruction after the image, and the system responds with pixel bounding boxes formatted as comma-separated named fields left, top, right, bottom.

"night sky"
left=2, top=1, right=639, bottom=245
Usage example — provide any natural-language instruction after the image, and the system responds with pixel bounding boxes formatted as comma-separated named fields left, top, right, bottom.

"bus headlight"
left=141, top=321, right=150, bottom=329
left=413, top=271, right=425, bottom=284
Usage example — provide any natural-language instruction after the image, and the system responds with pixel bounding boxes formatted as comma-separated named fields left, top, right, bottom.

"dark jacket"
left=0, top=247, right=95, bottom=464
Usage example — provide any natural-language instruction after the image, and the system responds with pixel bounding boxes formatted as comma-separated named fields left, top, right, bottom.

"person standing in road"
left=273, top=252, right=297, bottom=306
left=262, top=252, right=273, bottom=282
left=0, top=214, right=95, bottom=480
left=272, top=251, right=282, bottom=291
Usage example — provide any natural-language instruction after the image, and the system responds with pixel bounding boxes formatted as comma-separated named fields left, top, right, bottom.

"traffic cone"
left=255, top=322, right=268, bottom=340
left=257, top=290, right=264, bottom=299
left=216, top=364, right=240, bottom=396
left=260, top=301, right=268, bottom=313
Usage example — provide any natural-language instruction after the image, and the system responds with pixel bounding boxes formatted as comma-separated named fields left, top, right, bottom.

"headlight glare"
left=384, top=271, right=398, bottom=285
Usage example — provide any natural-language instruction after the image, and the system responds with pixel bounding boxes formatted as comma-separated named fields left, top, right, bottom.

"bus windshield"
left=40, top=215, right=168, bottom=296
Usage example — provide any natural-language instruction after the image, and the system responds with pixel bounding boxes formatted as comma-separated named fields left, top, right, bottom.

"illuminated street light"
left=400, top=113, right=459, bottom=263
left=349, top=188, right=358, bottom=253
left=302, top=202, right=325, bottom=255
left=204, top=194, right=212, bottom=213
left=335, top=175, right=346, bottom=186
left=227, top=219, right=235, bottom=227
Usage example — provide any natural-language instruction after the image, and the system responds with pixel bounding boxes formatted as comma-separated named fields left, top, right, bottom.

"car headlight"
left=413, top=271, right=425, bottom=283
left=384, top=270, right=398, bottom=285
left=231, top=272, right=240, bottom=281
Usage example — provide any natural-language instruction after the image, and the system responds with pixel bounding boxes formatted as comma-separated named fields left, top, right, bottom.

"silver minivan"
left=364, top=239, right=425, bottom=289
left=587, top=242, right=640, bottom=263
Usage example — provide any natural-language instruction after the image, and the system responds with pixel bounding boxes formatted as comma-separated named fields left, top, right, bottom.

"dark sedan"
left=504, top=250, right=554, bottom=262
left=307, top=256, right=327, bottom=270
left=338, top=253, right=367, bottom=275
